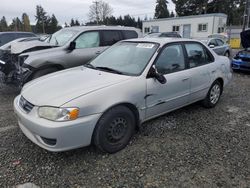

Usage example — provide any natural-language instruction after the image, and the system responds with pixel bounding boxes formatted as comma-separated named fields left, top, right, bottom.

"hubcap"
left=107, top=117, right=128, bottom=143
left=210, top=84, right=221, bottom=104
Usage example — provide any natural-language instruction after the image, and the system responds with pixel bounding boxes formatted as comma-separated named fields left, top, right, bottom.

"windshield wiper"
left=84, top=63, right=96, bottom=69
left=95, top=66, right=124, bottom=75
left=54, top=37, right=59, bottom=45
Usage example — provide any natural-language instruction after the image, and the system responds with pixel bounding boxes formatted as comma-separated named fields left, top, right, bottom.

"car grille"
left=19, top=96, right=34, bottom=113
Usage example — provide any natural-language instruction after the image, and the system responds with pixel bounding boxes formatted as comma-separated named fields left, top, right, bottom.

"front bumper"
left=14, top=95, right=101, bottom=152
left=232, top=59, right=250, bottom=71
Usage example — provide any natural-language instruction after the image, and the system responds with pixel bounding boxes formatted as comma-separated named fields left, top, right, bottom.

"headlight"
left=0, top=60, right=6, bottom=65
left=38, top=106, right=79, bottom=121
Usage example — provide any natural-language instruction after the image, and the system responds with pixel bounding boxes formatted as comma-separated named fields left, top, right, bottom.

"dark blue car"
left=232, top=30, right=250, bottom=71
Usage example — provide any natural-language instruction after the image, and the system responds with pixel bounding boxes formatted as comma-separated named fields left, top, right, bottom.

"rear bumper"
left=14, top=95, right=101, bottom=152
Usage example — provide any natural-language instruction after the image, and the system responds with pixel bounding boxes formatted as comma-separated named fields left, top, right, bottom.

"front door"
left=63, top=31, right=107, bottom=68
left=146, top=43, right=191, bottom=119
left=183, top=24, right=191, bottom=38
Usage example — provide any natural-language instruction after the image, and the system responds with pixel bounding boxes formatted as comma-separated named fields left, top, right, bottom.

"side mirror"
left=209, top=44, right=215, bottom=48
left=68, top=41, right=76, bottom=51
left=147, top=66, right=167, bottom=84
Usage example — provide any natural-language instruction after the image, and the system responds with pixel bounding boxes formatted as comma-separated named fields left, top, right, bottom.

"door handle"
left=182, top=78, right=190, bottom=82
left=95, top=51, right=102, bottom=55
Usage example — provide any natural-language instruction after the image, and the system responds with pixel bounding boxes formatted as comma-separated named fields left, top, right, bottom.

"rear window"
left=122, top=30, right=138, bottom=39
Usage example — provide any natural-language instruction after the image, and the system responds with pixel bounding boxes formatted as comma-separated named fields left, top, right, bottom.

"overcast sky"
left=0, top=0, right=175, bottom=25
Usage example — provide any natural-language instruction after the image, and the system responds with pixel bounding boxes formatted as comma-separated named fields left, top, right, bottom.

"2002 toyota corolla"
left=14, top=38, right=232, bottom=153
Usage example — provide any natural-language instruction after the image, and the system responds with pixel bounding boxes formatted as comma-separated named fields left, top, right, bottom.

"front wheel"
left=93, top=106, right=136, bottom=153
left=202, top=80, right=222, bottom=108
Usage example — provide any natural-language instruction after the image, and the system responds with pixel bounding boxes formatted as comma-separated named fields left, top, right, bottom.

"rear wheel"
left=202, top=80, right=222, bottom=108
left=32, top=67, right=59, bottom=80
left=93, top=106, right=136, bottom=153
left=224, top=51, right=230, bottom=58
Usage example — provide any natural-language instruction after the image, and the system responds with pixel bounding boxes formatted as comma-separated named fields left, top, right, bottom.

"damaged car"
left=232, top=29, right=250, bottom=71
left=0, top=26, right=141, bottom=86
left=0, top=37, right=58, bottom=85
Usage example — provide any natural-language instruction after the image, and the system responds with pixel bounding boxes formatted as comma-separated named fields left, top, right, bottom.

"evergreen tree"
left=170, top=11, right=175, bottom=17
left=0, top=16, right=8, bottom=31
left=47, top=14, right=59, bottom=34
left=70, top=19, right=75, bottom=26
left=35, top=5, right=49, bottom=33
left=172, top=0, right=244, bottom=25
left=9, top=17, right=22, bottom=31
left=154, top=0, right=170, bottom=19
left=64, top=22, right=69, bottom=27
left=22, top=13, right=32, bottom=32
left=75, top=19, right=80, bottom=26
left=137, top=17, right=142, bottom=29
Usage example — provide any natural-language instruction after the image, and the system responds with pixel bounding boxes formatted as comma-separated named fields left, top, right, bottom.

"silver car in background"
left=14, top=38, right=232, bottom=153
left=201, top=38, right=232, bottom=57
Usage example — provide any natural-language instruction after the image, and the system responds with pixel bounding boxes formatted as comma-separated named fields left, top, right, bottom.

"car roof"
left=123, top=37, right=199, bottom=45
left=0, top=32, right=34, bottom=35
left=61, top=26, right=141, bottom=32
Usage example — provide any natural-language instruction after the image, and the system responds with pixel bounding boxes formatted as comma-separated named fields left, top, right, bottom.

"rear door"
left=184, top=42, right=214, bottom=102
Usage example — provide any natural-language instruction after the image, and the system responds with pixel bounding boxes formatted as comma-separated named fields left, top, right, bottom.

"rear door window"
left=122, top=30, right=138, bottom=39
left=101, top=30, right=122, bottom=46
left=185, top=43, right=214, bottom=68
left=208, top=39, right=218, bottom=47
left=216, top=39, right=224, bottom=46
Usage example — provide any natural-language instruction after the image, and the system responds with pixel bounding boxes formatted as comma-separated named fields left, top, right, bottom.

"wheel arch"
left=215, top=77, right=224, bottom=94
left=103, top=102, right=140, bottom=129
left=91, top=102, right=141, bottom=143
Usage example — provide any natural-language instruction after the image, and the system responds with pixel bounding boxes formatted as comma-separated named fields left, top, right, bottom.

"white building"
left=143, top=13, right=227, bottom=39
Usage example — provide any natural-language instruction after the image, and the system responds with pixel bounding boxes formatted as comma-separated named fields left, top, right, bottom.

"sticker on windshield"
left=136, top=43, right=155, bottom=49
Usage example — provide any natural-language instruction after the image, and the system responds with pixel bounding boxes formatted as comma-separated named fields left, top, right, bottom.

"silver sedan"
left=201, top=38, right=232, bottom=57
left=14, top=38, right=232, bottom=153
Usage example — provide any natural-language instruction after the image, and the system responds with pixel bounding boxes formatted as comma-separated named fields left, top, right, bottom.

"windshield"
left=48, top=29, right=78, bottom=46
left=89, top=42, right=159, bottom=76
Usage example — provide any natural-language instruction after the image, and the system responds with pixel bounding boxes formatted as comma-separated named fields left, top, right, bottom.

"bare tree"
left=88, top=0, right=113, bottom=24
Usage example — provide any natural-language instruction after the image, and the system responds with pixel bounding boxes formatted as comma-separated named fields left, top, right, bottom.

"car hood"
left=10, top=40, right=55, bottom=54
left=22, top=67, right=132, bottom=107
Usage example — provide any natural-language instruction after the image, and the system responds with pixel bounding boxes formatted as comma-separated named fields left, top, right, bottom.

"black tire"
left=224, top=51, right=230, bottom=58
left=93, top=106, right=136, bottom=153
left=202, top=80, right=222, bottom=108
left=32, top=67, right=58, bottom=80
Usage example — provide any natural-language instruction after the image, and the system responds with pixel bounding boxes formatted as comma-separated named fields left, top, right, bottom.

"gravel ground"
left=0, top=72, right=250, bottom=187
